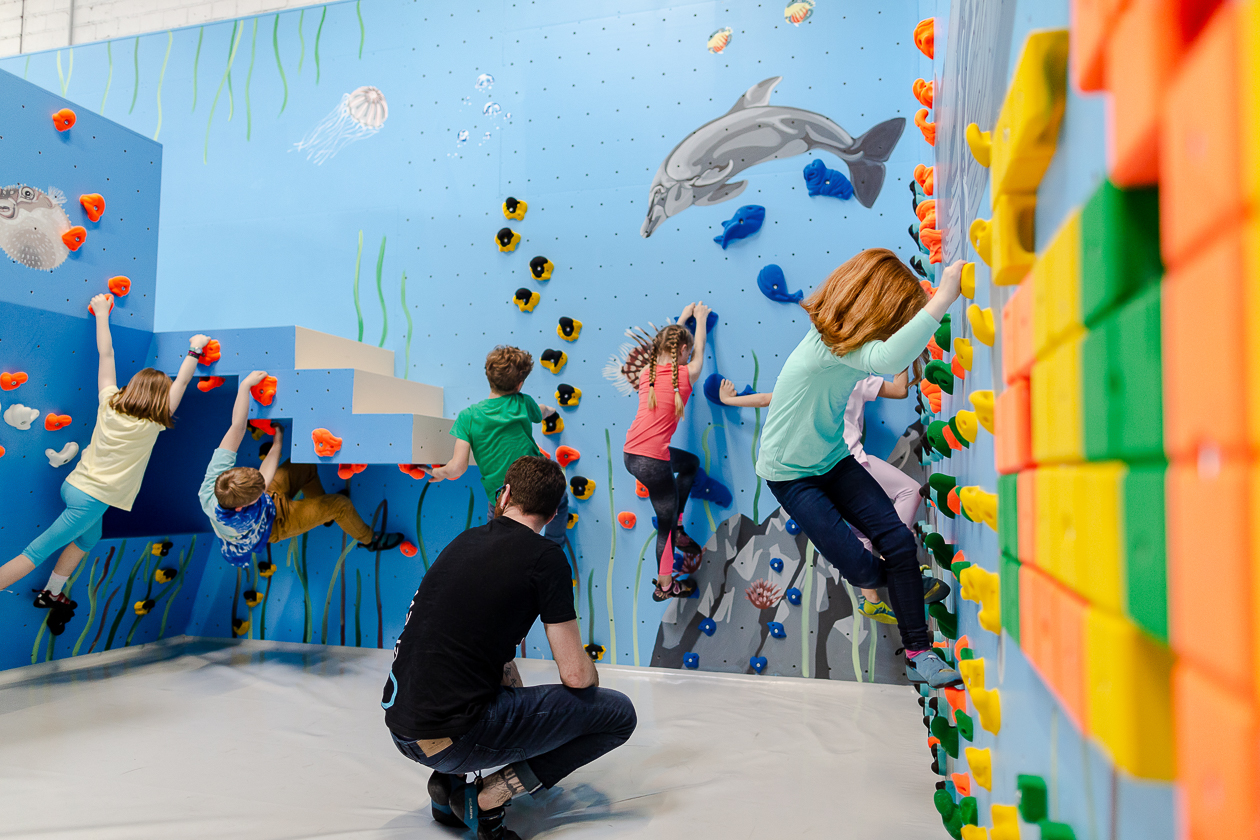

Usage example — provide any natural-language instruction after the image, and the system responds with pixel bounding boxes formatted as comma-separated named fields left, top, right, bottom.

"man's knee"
left=599, top=688, right=638, bottom=740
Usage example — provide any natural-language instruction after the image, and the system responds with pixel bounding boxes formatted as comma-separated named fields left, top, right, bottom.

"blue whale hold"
left=684, top=309, right=719, bottom=336
left=802, top=158, right=854, bottom=199
left=689, top=467, right=733, bottom=508
left=703, top=372, right=753, bottom=406
left=757, top=264, right=804, bottom=304
left=713, top=205, right=765, bottom=249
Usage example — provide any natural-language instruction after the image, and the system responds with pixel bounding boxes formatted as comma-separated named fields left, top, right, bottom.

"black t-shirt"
left=382, top=517, right=577, bottom=739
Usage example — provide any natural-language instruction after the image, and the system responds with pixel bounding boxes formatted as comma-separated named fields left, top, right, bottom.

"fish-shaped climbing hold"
left=46, top=441, right=78, bottom=467
left=555, top=383, right=581, bottom=407
left=542, top=414, right=564, bottom=435
left=312, top=428, right=342, bottom=458
left=243, top=589, right=263, bottom=607
left=569, top=475, right=595, bottom=499
left=914, top=164, right=935, bottom=196
left=496, top=227, right=521, bottom=252
left=198, top=339, right=222, bottom=366
left=914, top=18, right=934, bottom=58
left=555, top=445, right=580, bottom=467
left=79, top=193, right=105, bottom=222
left=197, top=376, right=225, bottom=392
left=232, top=618, right=250, bottom=637
left=134, top=598, right=156, bottom=615
left=399, top=463, right=427, bottom=480
left=155, top=567, right=178, bottom=583
left=913, top=78, right=935, bottom=108
left=502, top=196, right=527, bottom=220
left=0, top=372, right=27, bottom=391
left=968, top=304, right=996, bottom=346
left=529, top=256, right=553, bottom=280
left=44, top=413, right=72, bottom=431
left=915, top=109, right=937, bottom=146
left=756, top=264, right=804, bottom=304
left=250, top=375, right=278, bottom=406
left=802, top=159, right=854, bottom=199
left=784, top=0, right=813, bottom=25
left=567, top=512, right=578, bottom=529
left=713, top=204, right=765, bottom=249
left=617, top=511, right=637, bottom=529
left=540, top=348, right=567, bottom=373
left=706, top=27, right=732, bottom=54
left=53, top=108, right=76, bottom=131
left=337, top=463, right=367, bottom=480
left=512, top=288, right=540, bottom=312
left=557, top=317, right=582, bottom=342
left=61, top=226, right=86, bottom=251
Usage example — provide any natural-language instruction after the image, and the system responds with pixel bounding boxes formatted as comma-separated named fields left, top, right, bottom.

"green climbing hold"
left=1040, top=821, right=1077, bottom=840
left=925, top=360, right=955, bottom=395
left=934, top=313, right=952, bottom=349
left=1017, top=774, right=1049, bottom=823
left=933, top=789, right=964, bottom=840
left=958, top=647, right=975, bottom=661
left=959, top=796, right=979, bottom=826
left=948, top=416, right=971, bottom=448
left=924, top=532, right=956, bottom=569
left=955, top=710, right=975, bottom=741
left=929, top=601, right=959, bottom=639
left=930, top=714, right=960, bottom=758
left=951, top=559, right=973, bottom=577
left=929, top=473, right=957, bottom=493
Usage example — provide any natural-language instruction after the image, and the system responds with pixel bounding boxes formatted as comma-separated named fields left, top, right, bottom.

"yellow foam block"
left=1085, top=608, right=1176, bottom=780
left=1243, top=0, right=1260, bottom=210
left=961, top=826, right=989, bottom=840
left=1032, top=209, right=1084, bottom=360
left=971, top=390, right=995, bottom=433
left=1073, top=461, right=1126, bottom=612
left=960, top=565, right=1002, bottom=633
left=1030, top=334, right=1083, bottom=464
left=991, top=805, right=1021, bottom=840
left=965, top=746, right=993, bottom=791
left=969, top=193, right=1037, bottom=286
left=960, top=486, right=999, bottom=531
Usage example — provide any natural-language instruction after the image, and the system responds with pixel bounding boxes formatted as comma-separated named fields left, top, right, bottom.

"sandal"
left=652, top=577, right=697, bottom=602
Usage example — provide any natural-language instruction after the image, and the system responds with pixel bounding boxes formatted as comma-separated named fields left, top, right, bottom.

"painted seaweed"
left=129, top=36, right=139, bottom=114
left=319, top=540, right=356, bottom=644
left=105, top=543, right=151, bottom=651
left=603, top=429, right=617, bottom=662
left=631, top=529, right=655, bottom=666
left=375, top=235, right=388, bottom=347
left=72, top=543, right=119, bottom=657
left=158, top=537, right=195, bottom=639
left=314, top=6, right=326, bottom=84
left=400, top=270, right=413, bottom=379
left=191, top=27, right=203, bottom=111
left=244, top=18, right=258, bottom=140
left=101, top=42, right=112, bottom=113
left=153, top=31, right=172, bottom=140
left=204, top=21, right=244, bottom=164
left=273, top=14, right=288, bottom=116
left=353, top=230, right=365, bottom=341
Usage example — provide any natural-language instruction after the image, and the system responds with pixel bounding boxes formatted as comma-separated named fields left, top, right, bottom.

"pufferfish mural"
left=0, top=184, right=75, bottom=271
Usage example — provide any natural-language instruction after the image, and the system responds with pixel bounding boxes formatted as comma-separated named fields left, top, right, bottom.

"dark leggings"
left=623, top=448, right=700, bottom=577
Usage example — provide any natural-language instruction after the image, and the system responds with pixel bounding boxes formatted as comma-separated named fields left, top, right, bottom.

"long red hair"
left=801, top=248, right=928, bottom=356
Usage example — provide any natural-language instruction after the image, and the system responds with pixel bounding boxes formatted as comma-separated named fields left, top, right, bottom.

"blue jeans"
left=391, top=683, right=637, bottom=790
left=767, top=456, right=930, bottom=651
left=22, top=481, right=109, bottom=565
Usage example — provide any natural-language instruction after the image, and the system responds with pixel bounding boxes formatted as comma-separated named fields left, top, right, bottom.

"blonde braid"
left=647, top=332, right=661, bottom=410
left=670, top=334, right=684, bottom=418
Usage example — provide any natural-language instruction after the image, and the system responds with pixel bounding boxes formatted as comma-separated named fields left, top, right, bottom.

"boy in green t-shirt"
left=429, top=346, right=569, bottom=544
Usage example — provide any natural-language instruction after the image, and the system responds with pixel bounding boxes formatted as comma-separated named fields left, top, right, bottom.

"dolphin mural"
left=641, top=77, right=906, bottom=237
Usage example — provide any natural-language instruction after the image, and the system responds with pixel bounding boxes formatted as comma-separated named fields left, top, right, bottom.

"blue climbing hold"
left=713, top=205, right=765, bottom=249
left=703, top=372, right=753, bottom=406
left=785, top=587, right=803, bottom=606
left=785, top=519, right=801, bottom=535
left=685, top=309, right=719, bottom=336
left=698, top=617, right=716, bottom=636
left=767, top=621, right=786, bottom=639
left=689, top=467, right=733, bottom=508
left=802, top=158, right=854, bottom=199
left=769, top=557, right=784, bottom=573
left=683, top=652, right=700, bottom=669
left=749, top=656, right=768, bottom=674
left=756, top=264, right=805, bottom=304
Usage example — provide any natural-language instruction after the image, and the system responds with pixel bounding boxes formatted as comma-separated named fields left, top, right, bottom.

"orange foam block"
left=1002, top=279, right=1035, bottom=384
left=1070, top=0, right=1127, bottom=91
left=1020, top=564, right=1089, bottom=728
left=1017, top=469, right=1036, bottom=565
left=995, top=378, right=1033, bottom=475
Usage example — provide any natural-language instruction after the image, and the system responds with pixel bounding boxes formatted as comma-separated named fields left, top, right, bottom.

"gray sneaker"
left=905, top=650, right=963, bottom=688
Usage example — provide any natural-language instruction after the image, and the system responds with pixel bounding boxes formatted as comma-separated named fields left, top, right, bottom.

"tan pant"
left=266, top=462, right=375, bottom=544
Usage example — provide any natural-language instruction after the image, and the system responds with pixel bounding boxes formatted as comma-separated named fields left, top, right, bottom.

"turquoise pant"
left=22, top=481, right=109, bottom=565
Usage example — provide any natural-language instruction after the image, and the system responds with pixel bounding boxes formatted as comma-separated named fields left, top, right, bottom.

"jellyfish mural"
left=293, top=86, right=388, bottom=165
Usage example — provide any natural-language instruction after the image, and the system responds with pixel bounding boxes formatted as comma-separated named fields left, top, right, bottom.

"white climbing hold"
left=46, top=441, right=79, bottom=467
left=4, top=403, right=40, bottom=430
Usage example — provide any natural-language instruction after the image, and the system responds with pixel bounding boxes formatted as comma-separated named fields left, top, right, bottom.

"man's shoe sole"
left=428, top=772, right=466, bottom=828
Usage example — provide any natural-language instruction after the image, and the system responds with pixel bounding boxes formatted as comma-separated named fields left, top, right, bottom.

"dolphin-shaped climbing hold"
left=641, top=77, right=906, bottom=237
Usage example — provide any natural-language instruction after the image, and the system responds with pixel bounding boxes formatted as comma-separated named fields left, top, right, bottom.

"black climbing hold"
left=540, top=348, right=567, bottom=373
left=530, top=256, right=553, bottom=280
left=555, top=383, right=580, bottom=406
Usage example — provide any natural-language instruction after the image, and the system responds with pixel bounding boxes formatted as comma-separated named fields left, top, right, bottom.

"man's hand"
left=241, top=370, right=268, bottom=389
left=189, top=334, right=211, bottom=352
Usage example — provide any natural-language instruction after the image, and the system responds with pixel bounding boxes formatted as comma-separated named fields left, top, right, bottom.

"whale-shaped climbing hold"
left=749, top=656, right=768, bottom=674
left=555, top=384, right=581, bottom=407
left=699, top=617, right=717, bottom=636
left=529, top=256, right=553, bottom=280
left=785, top=519, right=801, bottom=535
left=198, top=339, right=222, bottom=366
left=689, top=467, right=732, bottom=507
left=757, top=264, right=804, bottom=304
left=685, top=309, right=719, bottom=336
left=502, top=196, right=527, bottom=220
left=767, top=621, right=787, bottom=639
left=557, top=317, right=582, bottom=341
left=43, top=413, right=72, bottom=431
left=198, top=376, right=225, bottom=392
left=713, top=205, right=765, bottom=249
left=496, top=227, right=520, bottom=252
left=336, top=463, right=367, bottom=480
left=53, top=108, right=76, bottom=131
left=802, top=159, right=854, bottom=199
left=250, top=375, right=278, bottom=406
left=540, top=348, right=567, bottom=373
left=512, top=288, right=540, bottom=312
left=683, top=651, right=700, bottom=669
left=312, top=428, right=342, bottom=458
left=785, top=586, right=802, bottom=605
left=703, top=373, right=753, bottom=406
left=62, top=227, right=86, bottom=251
left=554, top=445, right=580, bottom=467
left=617, top=511, right=637, bottom=529
left=46, top=441, right=79, bottom=467
left=80, top=193, right=105, bottom=222
left=1, top=372, right=28, bottom=391
left=4, top=403, right=39, bottom=430
left=108, top=276, right=131, bottom=297
left=569, top=476, right=595, bottom=499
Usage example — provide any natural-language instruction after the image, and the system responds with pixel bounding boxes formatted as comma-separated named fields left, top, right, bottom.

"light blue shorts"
left=22, top=481, right=109, bottom=565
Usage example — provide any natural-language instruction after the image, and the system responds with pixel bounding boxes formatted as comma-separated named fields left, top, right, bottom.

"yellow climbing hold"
left=961, top=261, right=976, bottom=299
left=968, top=304, right=996, bottom=346
left=970, top=390, right=995, bottom=434
left=959, top=565, right=1002, bottom=634
left=954, top=337, right=974, bottom=370
left=965, top=746, right=993, bottom=790
left=954, top=410, right=979, bottom=443
left=961, top=826, right=989, bottom=840
left=991, top=805, right=1021, bottom=840
left=959, top=486, right=999, bottom=531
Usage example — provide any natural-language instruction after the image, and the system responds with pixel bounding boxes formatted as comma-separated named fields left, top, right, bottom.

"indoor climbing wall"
left=1, top=0, right=944, bottom=678
left=917, top=0, right=1260, bottom=839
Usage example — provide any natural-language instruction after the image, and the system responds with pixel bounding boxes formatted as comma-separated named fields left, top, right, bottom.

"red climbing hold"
left=336, top=463, right=367, bottom=480
left=400, top=541, right=418, bottom=558
left=198, top=339, right=222, bottom=366
left=247, top=418, right=275, bottom=434
left=198, top=376, right=226, bottom=392
left=250, top=375, right=278, bottom=406
left=912, top=78, right=935, bottom=109
left=0, top=372, right=27, bottom=391
left=44, top=413, right=72, bottom=431
left=398, top=463, right=427, bottom=479
left=312, top=428, right=342, bottom=458
left=80, top=193, right=105, bottom=222
left=555, top=445, right=580, bottom=468
left=88, top=294, right=113, bottom=315
left=52, top=108, right=76, bottom=131
left=62, top=226, right=86, bottom=251
left=108, top=276, right=130, bottom=297
left=635, top=480, right=649, bottom=499
left=914, top=18, right=934, bottom=59
left=617, top=511, right=637, bottom=529
left=915, top=109, right=937, bottom=146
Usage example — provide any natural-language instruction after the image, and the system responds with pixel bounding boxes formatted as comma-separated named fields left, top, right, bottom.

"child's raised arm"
left=685, top=301, right=710, bottom=382
left=169, top=334, right=212, bottom=414
left=259, top=424, right=284, bottom=486
left=90, top=294, right=117, bottom=393
left=220, top=371, right=268, bottom=453
left=878, top=369, right=911, bottom=399
left=429, top=439, right=470, bottom=482
left=719, top=379, right=772, bottom=408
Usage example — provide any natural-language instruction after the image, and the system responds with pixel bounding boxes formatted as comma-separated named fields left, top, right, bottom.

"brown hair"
left=646, top=324, right=694, bottom=419
left=801, top=249, right=928, bottom=356
left=500, top=456, right=566, bottom=519
left=485, top=346, right=534, bottom=394
left=215, top=466, right=267, bottom=508
left=109, top=367, right=174, bottom=428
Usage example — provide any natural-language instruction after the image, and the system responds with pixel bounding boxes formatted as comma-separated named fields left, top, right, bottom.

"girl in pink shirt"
left=623, top=303, right=709, bottom=600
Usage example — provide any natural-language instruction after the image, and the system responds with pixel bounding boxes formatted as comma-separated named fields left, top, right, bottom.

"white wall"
left=0, top=0, right=319, bottom=57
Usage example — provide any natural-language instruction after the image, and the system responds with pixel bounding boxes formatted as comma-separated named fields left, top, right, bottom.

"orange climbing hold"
left=44, top=414, right=72, bottom=431
left=248, top=418, right=275, bottom=434
left=946, top=487, right=962, bottom=514
left=915, top=109, right=937, bottom=145
left=555, top=445, right=580, bottom=468
left=399, top=463, right=427, bottom=479
left=618, top=511, right=637, bottom=529
left=199, top=339, right=221, bottom=366
left=52, top=108, right=76, bottom=131
left=336, top=463, right=367, bottom=480
left=951, top=773, right=973, bottom=797
left=944, top=686, right=968, bottom=716
left=914, top=18, right=934, bottom=58
left=635, top=480, right=650, bottom=498
left=197, top=376, right=225, bottom=392
left=61, top=226, right=86, bottom=251
left=921, top=380, right=943, bottom=413
left=951, top=355, right=966, bottom=380
left=920, top=279, right=936, bottom=298
left=108, top=275, right=130, bottom=297
left=913, top=78, right=935, bottom=108
left=400, top=541, right=418, bottom=558
left=914, top=164, right=935, bottom=196
left=915, top=199, right=936, bottom=224
left=0, top=372, right=27, bottom=391
left=927, top=336, right=944, bottom=360
left=312, top=428, right=342, bottom=458
left=87, top=295, right=113, bottom=315
left=920, top=226, right=944, bottom=264
left=250, top=375, right=278, bottom=406
left=79, top=193, right=105, bottom=222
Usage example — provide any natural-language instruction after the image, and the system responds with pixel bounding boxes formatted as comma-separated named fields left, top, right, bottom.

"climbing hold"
left=198, top=339, right=222, bottom=366
left=584, top=643, right=605, bottom=661
left=785, top=519, right=801, bottom=535
left=913, top=78, right=935, bottom=108
left=683, top=652, right=700, bottom=669
left=232, top=618, right=250, bottom=637
left=43, top=413, right=72, bottom=431
left=960, top=826, right=987, bottom=840
left=950, top=773, right=972, bottom=797
left=555, top=384, right=581, bottom=407
left=617, top=511, right=637, bottom=529
left=954, top=410, right=979, bottom=443
left=756, top=264, right=805, bottom=304
left=258, top=560, right=275, bottom=577
left=930, top=714, right=959, bottom=758
left=243, top=589, right=263, bottom=607
left=785, top=587, right=803, bottom=606
left=914, top=17, right=934, bottom=57
left=1039, top=822, right=1076, bottom=840
left=133, top=598, right=156, bottom=615
left=567, top=512, right=578, bottom=529
left=635, top=479, right=649, bottom=498
left=969, top=391, right=995, bottom=434
left=529, top=256, right=553, bottom=280
left=959, top=565, right=1002, bottom=634
left=749, top=656, right=768, bottom=674
left=965, top=747, right=992, bottom=791
left=4, top=403, right=39, bottom=430
left=689, top=468, right=732, bottom=507
left=52, top=108, right=76, bottom=131
left=953, top=337, right=974, bottom=371
left=925, top=360, right=955, bottom=395
left=916, top=198, right=936, bottom=224
left=155, top=567, right=177, bottom=583
left=45, top=441, right=79, bottom=467
left=540, top=349, right=567, bottom=374
left=920, top=226, right=944, bottom=264
left=955, top=710, right=975, bottom=741
left=151, top=541, right=173, bottom=557
left=769, top=557, right=784, bottom=573
left=541, top=414, right=564, bottom=435
left=958, top=487, right=999, bottom=532
left=713, top=204, right=765, bottom=249
left=699, top=616, right=716, bottom=636
left=934, top=789, right=964, bottom=839
left=915, top=109, right=937, bottom=146
left=555, top=445, right=580, bottom=467
left=557, top=317, right=582, bottom=342
left=960, top=262, right=975, bottom=300
left=685, top=309, right=719, bottom=336
left=965, top=122, right=992, bottom=168
left=196, top=376, right=225, bottom=392
left=1016, top=775, right=1048, bottom=823
left=703, top=373, right=753, bottom=405
left=929, top=601, right=958, bottom=638
left=967, top=305, right=996, bottom=346
left=569, top=475, right=595, bottom=499
left=914, top=163, right=935, bottom=196
left=502, top=196, right=527, bottom=220
left=920, top=379, right=943, bottom=413
left=990, top=805, right=1019, bottom=840
left=249, top=419, right=276, bottom=436
left=107, top=275, right=131, bottom=297
left=61, top=226, right=86, bottom=251
left=398, top=463, right=427, bottom=480
left=0, top=371, right=26, bottom=393
left=79, top=193, right=105, bottom=222
left=959, top=797, right=980, bottom=827
left=910, top=254, right=931, bottom=279
left=400, top=541, right=418, bottom=558
left=312, top=428, right=342, bottom=458
left=336, top=463, right=367, bottom=480
left=802, top=159, right=854, bottom=200
left=767, top=621, right=787, bottom=639
left=495, top=227, right=521, bottom=252
left=250, top=375, right=278, bottom=407
left=512, top=288, right=540, bottom=312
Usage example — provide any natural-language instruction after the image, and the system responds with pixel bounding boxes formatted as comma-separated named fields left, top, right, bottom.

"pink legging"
left=852, top=455, right=922, bottom=555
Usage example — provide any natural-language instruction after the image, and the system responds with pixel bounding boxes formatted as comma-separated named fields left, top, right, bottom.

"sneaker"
left=34, top=591, right=77, bottom=636
left=652, top=577, right=697, bottom=602
left=359, top=532, right=405, bottom=552
left=859, top=597, right=898, bottom=624
left=476, top=804, right=521, bottom=840
left=427, top=771, right=466, bottom=828
left=922, top=575, right=951, bottom=604
left=905, top=650, right=964, bottom=689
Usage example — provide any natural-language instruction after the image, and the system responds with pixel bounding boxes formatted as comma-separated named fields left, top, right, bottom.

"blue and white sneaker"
left=905, top=650, right=964, bottom=689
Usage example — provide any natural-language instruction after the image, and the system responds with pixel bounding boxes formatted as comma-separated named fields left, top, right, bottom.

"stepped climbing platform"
left=150, top=327, right=455, bottom=465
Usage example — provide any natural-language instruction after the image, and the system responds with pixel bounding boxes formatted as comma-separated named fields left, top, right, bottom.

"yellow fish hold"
left=243, top=589, right=263, bottom=608
left=584, top=643, right=605, bottom=661
left=967, top=304, right=996, bottom=346
left=155, top=567, right=178, bottom=584
left=512, top=288, right=540, bottom=312
left=969, top=390, right=995, bottom=434
left=502, top=196, right=527, bottom=220
left=530, top=256, right=554, bottom=280
left=555, top=384, right=581, bottom=407
left=232, top=618, right=251, bottom=637
left=566, top=512, right=579, bottom=529
left=542, top=414, right=564, bottom=435
left=557, top=316, right=582, bottom=342
left=133, top=599, right=155, bottom=616
left=495, top=227, right=521, bottom=252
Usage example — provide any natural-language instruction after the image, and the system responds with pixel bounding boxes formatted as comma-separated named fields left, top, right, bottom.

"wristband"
left=187, top=348, right=203, bottom=359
